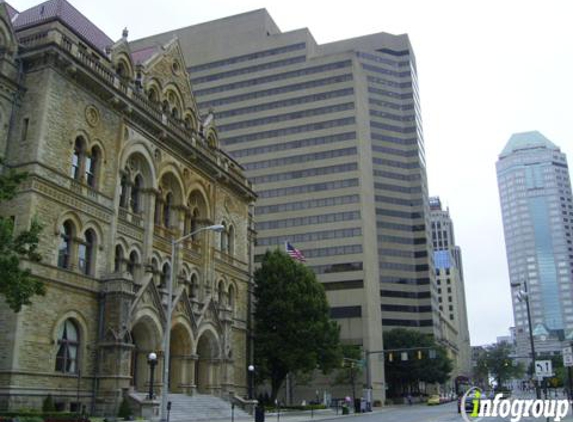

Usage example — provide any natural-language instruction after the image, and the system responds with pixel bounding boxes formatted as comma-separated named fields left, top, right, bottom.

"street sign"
left=535, top=360, right=553, bottom=377
left=563, top=346, right=573, bottom=367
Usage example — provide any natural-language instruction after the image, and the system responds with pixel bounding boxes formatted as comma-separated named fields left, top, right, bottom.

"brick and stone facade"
left=0, top=1, right=255, bottom=415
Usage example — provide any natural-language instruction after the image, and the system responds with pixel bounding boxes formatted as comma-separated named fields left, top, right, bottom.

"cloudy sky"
left=11, top=0, right=573, bottom=345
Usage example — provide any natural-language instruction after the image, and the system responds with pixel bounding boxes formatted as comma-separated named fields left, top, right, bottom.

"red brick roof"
left=11, top=0, right=113, bottom=53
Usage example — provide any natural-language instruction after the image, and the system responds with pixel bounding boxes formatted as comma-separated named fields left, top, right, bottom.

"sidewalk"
left=209, top=407, right=387, bottom=422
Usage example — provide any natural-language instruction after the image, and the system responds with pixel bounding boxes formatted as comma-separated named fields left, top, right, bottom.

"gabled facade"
left=0, top=0, right=255, bottom=415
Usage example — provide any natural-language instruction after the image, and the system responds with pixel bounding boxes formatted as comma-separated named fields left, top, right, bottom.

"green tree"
left=0, top=160, right=44, bottom=312
left=383, top=328, right=453, bottom=397
left=475, top=343, right=524, bottom=389
left=254, top=249, right=341, bottom=401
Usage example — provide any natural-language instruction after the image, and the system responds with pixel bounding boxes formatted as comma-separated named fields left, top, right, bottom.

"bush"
left=18, top=417, right=44, bottom=422
left=42, top=395, right=56, bottom=413
left=117, top=398, right=132, bottom=420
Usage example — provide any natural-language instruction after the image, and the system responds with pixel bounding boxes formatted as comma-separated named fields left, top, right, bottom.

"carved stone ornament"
left=85, top=105, right=100, bottom=127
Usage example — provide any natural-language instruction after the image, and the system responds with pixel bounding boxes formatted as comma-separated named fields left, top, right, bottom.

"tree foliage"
left=0, top=160, right=44, bottom=312
left=383, top=328, right=453, bottom=397
left=253, top=249, right=341, bottom=401
left=475, top=342, right=524, bottom=389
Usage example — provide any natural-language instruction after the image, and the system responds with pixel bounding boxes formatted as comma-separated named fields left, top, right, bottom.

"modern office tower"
left=132, top=9, right=438, bottom=402
left=497, top=131, right=573, bottom=360
left=429, top=197, right=472, bottom=380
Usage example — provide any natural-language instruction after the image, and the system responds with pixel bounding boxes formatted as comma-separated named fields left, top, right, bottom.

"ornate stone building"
left=0, top=0, right=255, bottom=415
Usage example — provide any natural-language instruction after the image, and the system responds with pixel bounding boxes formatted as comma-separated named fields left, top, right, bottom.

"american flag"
left=285, top=241, right=306, bottom=262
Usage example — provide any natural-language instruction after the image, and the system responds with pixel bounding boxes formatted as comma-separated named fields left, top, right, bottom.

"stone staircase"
left=166, top=393, right=250, bottom=421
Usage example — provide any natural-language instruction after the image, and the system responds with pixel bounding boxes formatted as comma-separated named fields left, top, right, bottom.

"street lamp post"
left=517, top=282, right=541, bottom=399
left=248, top=364, right=255, bottom=400
left=160, top=224, right=225, bottom=422
left=148, top=352, right=158, bottom=400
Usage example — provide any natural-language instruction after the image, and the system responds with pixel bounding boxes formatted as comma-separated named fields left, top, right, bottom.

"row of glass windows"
left=378, top=234, right=427, bottom=245
left=216, top=88, right=354, bottom=119
left=191, top=56, right=307, bottom=84
left=223, top=117, right=356, bottom=146
left=382, top=319, right=433, bottom=327
left=381, top=304, right=432, bottom=313
left=376, top=221, right=426, bottom=232
left=369, top=109, right=416, bottom=123
left=257, top=227, right=362, bottom=246
left=71, top=138, right=101, bottom=188
left=380, top=276, right=430, bottom=285
left=189, top=42, right=306, bottom=72
left=373, top=170, right=421, bottom=182
left=371, top=131, right=418, bottom=146
left=255, top=210, right=361, bottom=230
left=195, top=60, right=352, bottom=96
left=380, top=262, right=429, bottom=272
left=255, top=194, right=360, bottom=215
left=368, top=86, right=413, bottom=100
left=330, top=306, right=362, bottom=319
left=380, top=289, right=431, bottom=299
left=379, top=248, right=428, bottom=258
left=311, top=261, right=363, bottom=274
left=370, top=120, right=417, bottom=134
left=244, top=147, right=357, bottom=171
left=367, top=75, right=412, bottom=90
left=250, top=163, right=358, bottom=185
left=374, top=183, right=422, bottom=194
left=362, top=63, right=411, bottom=78
left=303, top=244, right=363, bottom=258
left=372, top=157, right=420, bottom=169
left=58, top=222, right=96, bottom=275
left=231, top=131, right=356, bottom=158
left=368, top=96, right=415, bottom=111
left=258, top=178, right=359, bottom=199
left=376, top=208, right=423, bottom=219
left=198, top=74, right=353, bottom=109
left=372, top=145, right=419, bottom=158
left=218, top=102, right=355, bottom=132
left=357, top=51, right=410, bottom=67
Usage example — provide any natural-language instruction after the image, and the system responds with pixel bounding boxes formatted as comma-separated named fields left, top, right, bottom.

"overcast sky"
left=11, top=0, right=573, bottom=346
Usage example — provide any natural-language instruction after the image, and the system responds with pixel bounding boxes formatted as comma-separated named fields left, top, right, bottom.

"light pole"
left=248, top=364, right=255, bottom=400
left=516, top=282, right=541, bottom=399
left=148, top=352, right=158, bottom=400
left=160, top=224, right=225, bottom=422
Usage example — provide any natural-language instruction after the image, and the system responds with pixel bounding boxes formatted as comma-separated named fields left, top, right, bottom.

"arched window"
left=191, top=208, right=199, bottom=240
left=85, top=147, right=100, bottom=188
left=119, top=174, right=129, bottom=209
left=171, top=107, right=180, bottom=120
left=160, top=263, right=171, bottom=288
left=131, top=174, right=143, bottom=214
left=127, top=251, right=138, bottom=277
left=58, top=221, right=74, bottom=269
left=228, top=285, right=235, bottom=311
left=190, top=273, right=198, bottom=299
left=220, top=222, right=228, bottom=252
left=163, top=192, right=173, bottom=228
left=55, top=319, right=79, bottom=373
left=71, top=138, right=85, bottom=180
left=151, top=258, right=159, bottom=286
left=114, top=245, right=124, bottom=273
left=227, top=225, right=235, bottom=256
left=161, top=100, right=169, bottom=113
left=78, top=229, right=95, bottom=275
left=154, top=189, right=163, bottom=225
left=217, top=281, right=224, bottom=304
left=147, top=87, right=159, bottom=103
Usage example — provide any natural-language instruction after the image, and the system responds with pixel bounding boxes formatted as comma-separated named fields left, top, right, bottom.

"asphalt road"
left=309, top=401, right=573, bottom=422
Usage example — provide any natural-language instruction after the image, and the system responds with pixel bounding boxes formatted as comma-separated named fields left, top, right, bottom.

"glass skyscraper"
left=497, top=131, right=573, bottom=357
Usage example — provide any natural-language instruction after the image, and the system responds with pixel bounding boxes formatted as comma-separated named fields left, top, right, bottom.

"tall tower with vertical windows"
left=133, top=9, right=440, bottom=402
left=497, top=131, right=573, bottom=359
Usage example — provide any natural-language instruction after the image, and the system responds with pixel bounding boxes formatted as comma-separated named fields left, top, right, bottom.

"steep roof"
left=500, top=131, right=559, bottom=157
left=10, top=0, right=113, bottom=53
left=1, top=1, right=19, bottom=20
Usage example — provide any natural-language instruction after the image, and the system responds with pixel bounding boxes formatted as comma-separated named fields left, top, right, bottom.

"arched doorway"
left=169, top=323, right=192, bottom=393
left=195, top=330, right=220, bottom=394
left=130, top=317, right=161, bottom=392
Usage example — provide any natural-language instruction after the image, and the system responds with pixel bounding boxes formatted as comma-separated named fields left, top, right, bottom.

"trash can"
left=254, top=405, right=265, bottom=422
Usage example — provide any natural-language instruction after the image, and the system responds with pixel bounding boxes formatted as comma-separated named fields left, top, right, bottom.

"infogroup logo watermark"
left=460, top=387, right=570, bottom=422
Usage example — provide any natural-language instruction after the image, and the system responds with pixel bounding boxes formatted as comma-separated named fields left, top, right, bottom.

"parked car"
left=457, top=392, right=480, bottom=413
left=427, top=395, right=441, bottom=405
